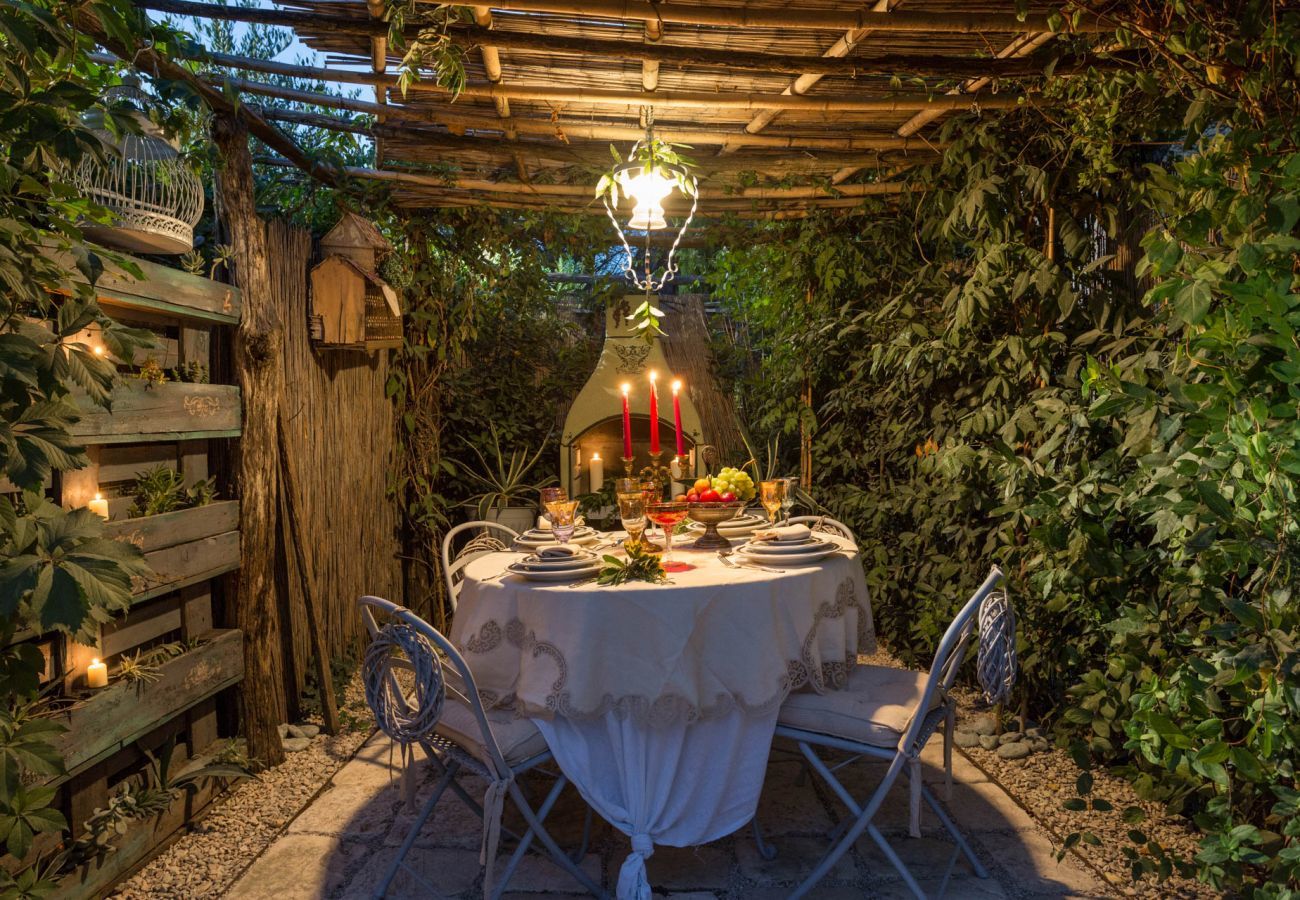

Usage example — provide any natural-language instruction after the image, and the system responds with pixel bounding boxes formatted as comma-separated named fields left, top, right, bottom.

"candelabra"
left=639, top=450, right=672, bottom=498
left=621, top=455, right=636, bottom=478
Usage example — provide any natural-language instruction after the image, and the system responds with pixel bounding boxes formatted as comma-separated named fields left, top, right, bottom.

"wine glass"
left=780, top=476, right=799, bottom=523
left=759, top=479, right=787, bottom=526
left=616, top=490, right=647, bottom=551
left=545, top=498, right=580, bottom=546
left=539, top=487, right=567, bottom=528
left=641, top=479, right=664, bottom=548
left=647, top=501, right=690, bottom=569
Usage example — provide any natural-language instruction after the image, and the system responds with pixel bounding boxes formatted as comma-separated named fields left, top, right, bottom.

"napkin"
left=537, top=544, right=582, bottom=559
left=753, top=524, right=813, bottom=543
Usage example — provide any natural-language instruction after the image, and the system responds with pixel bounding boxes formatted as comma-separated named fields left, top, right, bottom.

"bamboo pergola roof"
left=141, top=0, right=1119, bottom=218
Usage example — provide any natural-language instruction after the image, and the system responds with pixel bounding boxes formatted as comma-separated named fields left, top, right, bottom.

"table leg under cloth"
left=534, top=711, right=778, bottom=900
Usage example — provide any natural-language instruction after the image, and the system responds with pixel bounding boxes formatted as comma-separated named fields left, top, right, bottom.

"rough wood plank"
left=45, top=246, right=243, bottom=325
left=48, top=629, right=244, bottom=782
left=96, top=443, right=179, bottom=485
left=101, top=595, right=184, bottom=659
left=181, top=586, right=214, bottom=639
left=72, top=382, right=241, bottom=444
left=131, top=531, right=241, bottom=603
left=106, top=501, right=239, bottom=554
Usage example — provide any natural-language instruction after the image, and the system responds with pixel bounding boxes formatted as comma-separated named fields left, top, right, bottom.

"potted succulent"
left=460, top=426, right=556, bottom=534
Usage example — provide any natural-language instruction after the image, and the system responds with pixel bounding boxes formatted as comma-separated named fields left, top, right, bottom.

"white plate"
left=513, top=533, right=601, bottom=549
left=506, top=562, right=601, bottom=582
left=739, top=538, right=837, bottom=556
left=520, top=553, right=599, bottom=570
left=737, top=545, right=841, bottom=566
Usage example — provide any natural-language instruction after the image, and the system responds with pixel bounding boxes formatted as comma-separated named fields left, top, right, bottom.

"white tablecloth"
left=450, top=536, right=874, bottom=899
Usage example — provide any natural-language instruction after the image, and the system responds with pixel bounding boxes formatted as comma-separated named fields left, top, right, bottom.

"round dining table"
left=449, top=533, right=874, bottom=900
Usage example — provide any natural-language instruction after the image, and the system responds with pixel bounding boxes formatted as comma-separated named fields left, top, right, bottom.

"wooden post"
left=212, top=111, right=287, bottom=770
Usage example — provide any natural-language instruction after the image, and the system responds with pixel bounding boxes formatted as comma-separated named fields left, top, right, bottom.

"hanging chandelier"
left=71, top=76, right=204, bottom=255
left=597, top=108, right=699, bottom=293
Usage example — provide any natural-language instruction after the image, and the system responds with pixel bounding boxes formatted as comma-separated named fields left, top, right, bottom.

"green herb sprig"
left=597, top=544, right=670, bottom=586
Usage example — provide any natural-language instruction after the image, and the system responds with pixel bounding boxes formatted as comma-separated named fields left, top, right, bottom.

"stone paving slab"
left=226, top=732, right=1110, bottom=899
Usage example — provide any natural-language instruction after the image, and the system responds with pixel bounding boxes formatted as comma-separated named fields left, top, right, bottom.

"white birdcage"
left=71, top=78, right=204, bottom=255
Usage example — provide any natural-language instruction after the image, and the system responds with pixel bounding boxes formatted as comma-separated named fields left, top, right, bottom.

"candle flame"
left=672, top=379, right=682, bottom=393
left=592, top=452, right=601, bottom=461
left=91, top=658, right=100, bottom=666
left=620, top=382, right=630, bottom=395
left=649, top=369, right=658, bottom=383
left=94, top=492, right=102, bottom=501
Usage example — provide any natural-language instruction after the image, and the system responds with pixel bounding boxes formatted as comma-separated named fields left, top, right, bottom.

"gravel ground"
left=111, top=673, right=372, bottom=900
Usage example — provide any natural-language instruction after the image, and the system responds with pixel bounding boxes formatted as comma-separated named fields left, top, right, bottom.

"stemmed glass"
left=544, top=498, right=580, bottom=547
left=615, top=489, right=647, bottom=552
left=640, top=479, right=665, bottom=550
left=539, top=487, right=567, bottom=528
left=647, top=501, right=690, bottom=569
left=759, top=480, right=787, bottom=526
left=780, top=476, right=799, bottom=523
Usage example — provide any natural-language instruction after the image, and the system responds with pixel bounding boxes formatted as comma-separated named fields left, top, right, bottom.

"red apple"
left=674, top=493, right=688, bottom=502
left=719, top=491, right=737, bottom=503
left=700, top=488, right=721, bottom=502
left=686, top=491, right=700, bottom=503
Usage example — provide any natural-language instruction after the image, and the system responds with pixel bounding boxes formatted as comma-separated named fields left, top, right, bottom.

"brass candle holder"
left=639, top=450, right=672, bottom=497
left=621, top=455, right=636, bottom=478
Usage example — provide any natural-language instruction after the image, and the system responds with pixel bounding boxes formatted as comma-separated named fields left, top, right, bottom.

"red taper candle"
left=648, top=371, right=661, bottom=454
left=672, top=379, right=684, bottom=456
left=621, top=383, right=633, bottom=459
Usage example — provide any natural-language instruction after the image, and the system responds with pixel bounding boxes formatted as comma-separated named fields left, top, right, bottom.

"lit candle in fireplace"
left=648, top=371, right=660, bottom=454
left=589, top=453, right=604, bottom=493
left=621, top=383, right=632, bottom=460
left=672, top=379, right=684, bottom=457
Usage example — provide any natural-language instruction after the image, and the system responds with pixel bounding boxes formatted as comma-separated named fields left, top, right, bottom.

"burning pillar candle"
left=620, top=383, right=633, bottom=460
left=669, top=456, right=684, bottom=498
left=88, top=493, right=109, bottom=520
left=590, top=453, right=604, bottom=493
left=648, top=371, right=661, bottom=454
left=86, top=657, right=108, bottom=689
left=672, top=379, right=684, bottom=457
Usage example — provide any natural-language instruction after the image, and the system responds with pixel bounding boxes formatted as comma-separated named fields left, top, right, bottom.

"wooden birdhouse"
left=309, top=213, right=403, bottom=351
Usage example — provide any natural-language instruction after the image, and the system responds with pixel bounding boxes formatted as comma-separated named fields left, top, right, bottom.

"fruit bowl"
left=685, top=501, right=746, bottom=550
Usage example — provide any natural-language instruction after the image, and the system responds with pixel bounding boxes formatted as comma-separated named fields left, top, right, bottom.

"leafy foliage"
left=596, top=544, right=669, bottom=586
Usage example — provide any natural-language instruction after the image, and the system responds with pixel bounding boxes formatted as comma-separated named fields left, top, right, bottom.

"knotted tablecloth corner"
left=616, top=833, right=655, bottom=900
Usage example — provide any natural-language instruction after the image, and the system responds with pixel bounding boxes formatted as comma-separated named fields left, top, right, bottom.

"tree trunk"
left=213, top=112, right=287, bottom=770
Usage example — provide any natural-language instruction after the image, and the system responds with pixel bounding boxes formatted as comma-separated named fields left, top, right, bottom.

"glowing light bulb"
left=622, top=169, right=675, bottom=231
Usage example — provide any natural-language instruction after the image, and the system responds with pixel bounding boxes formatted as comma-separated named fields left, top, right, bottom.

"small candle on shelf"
left=88, top=493, right=109, bottom=520
left=589, top=453, right=604, bottom=493
left=86, top=658, right=108, bottom=689
left=672, top=379, right=685, bottom=457
left=648, top=371, right=661, bottom=455
left=620, top=383, right=633, bottom=460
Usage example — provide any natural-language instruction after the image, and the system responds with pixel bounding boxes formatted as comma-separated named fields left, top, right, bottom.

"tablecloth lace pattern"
left=459, top=576, right=871, bottom=727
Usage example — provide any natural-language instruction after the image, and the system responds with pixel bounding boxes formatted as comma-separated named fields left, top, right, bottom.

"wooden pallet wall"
left=269, top=219, right=401, bottom=704
left=7, top=248, right=247, bottom=899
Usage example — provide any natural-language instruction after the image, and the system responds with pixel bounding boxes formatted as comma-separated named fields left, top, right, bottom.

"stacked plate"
left=736, top=534, right=841, bottom=566
left=685, top=512, right=766, bottom=538
left=512, top=525, right=600, bottom=551
left=505, top=546, right=602, bottom=582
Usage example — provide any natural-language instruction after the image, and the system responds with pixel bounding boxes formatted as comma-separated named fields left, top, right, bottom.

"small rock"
left=954, top=730, right=982, bottom=749
left=999, top=731, right=1024, bottom=745
left=286, top=724, right=306, bottom=739
left=276, top=723, right=290, bottom=738
left=282, top=737, right=311, bottom=752
left=996, top=741, right=1032, bottom=760
left=967, top=714, right=998, bottom=736
left=297, top=724, right=321, bottom=738
left=1025, top=726, right=1044, bottom=739
left=1030, top=737, right=1051, bottom=752
left=979, top=735, right=999, bottom=751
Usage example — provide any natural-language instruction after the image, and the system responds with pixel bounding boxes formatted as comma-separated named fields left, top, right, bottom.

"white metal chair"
left=359, top=596, right=603, bottom=899
left=785, top=514, right=858, bottom=544
left=441, top=521, right=519, bottom=611
left=769, top=566, right=1008, bottom=900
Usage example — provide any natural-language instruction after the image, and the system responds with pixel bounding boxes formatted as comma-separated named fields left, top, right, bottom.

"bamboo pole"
left=277, top=412, right=340, bottom=736
left=190, top=47, right=1033, bottom=113
left=642, top=17, right=662, bottom=92
left=463, top=0, right=1112, bottom=34
left=133, top=0, right=1105, bottom=78
left=212, top=76, right=937, bottom=150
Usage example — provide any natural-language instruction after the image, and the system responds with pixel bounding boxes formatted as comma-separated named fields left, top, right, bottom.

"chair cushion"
left=436, top=696, right=549, bottom=767
left=778, top=665, right=933, bottom=748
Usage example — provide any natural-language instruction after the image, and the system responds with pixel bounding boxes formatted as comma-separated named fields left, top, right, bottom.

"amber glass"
left=647, top=501, right=689, bottom=564
left=759, top=480, right=787, bottom=525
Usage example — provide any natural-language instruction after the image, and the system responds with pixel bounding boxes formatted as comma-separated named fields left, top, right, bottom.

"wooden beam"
left=133, top=0, right=1102, bottom=79
left=738, top=0, right=894, bottom=142
left=642, top=16, right=662, bottom=92
left=193, top=47, right=1032, bottom=113
left=214, top=76, right=937, bottom=151
left=446, top=0, right=1114, bottom=34
left=366, top=0, right=387, bottom=164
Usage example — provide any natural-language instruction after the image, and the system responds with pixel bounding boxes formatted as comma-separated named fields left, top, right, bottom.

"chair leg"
left=909, top=759, right=923, bottom=838
left=376, top=761, right=457, bottom=898
left=500, top=777, right=608, bottom=899
left=787, top=752, right=907, bottom=900
left=571, top=803, right=593, bottom=864
left=752, top=817, right=777, bottom=861
left=921, top=783, right=989, bottom=879
left=944, top=706, right=955, bottom=802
